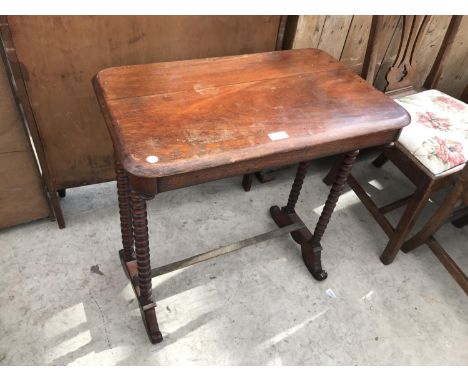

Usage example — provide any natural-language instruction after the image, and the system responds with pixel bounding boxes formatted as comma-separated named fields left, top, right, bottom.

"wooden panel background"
left=6, top=16, right=282, bottom=189
left=435, top=16, right=468, bottom=97
left=3, top=15, right=467, bottom=198
left=285, top=15, right=467, bottom=98
left=0, top=53, right=49, bottom=229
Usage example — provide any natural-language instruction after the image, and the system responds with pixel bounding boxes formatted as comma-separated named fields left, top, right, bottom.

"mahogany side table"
left=93, top=48, right=410, bottom=344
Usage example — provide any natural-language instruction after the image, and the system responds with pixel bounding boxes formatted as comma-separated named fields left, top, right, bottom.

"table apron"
left=155, top=130, right=399, bottom=193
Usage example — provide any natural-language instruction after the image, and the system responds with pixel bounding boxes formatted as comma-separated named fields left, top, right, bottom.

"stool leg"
left=242, top=173, right=254, bottom=192
left=372, top=152, right=388, bottom=168
left=380, top=182, right=434, bottom=265
left=130, top=190, right=163, bottom=344
left=115, top=159, right=135, bottom=262
left=402, top=178, right=464, bottom=253
left=305, top=150, right=359, bottom=279
left=452, top=213, right=468, bottom=228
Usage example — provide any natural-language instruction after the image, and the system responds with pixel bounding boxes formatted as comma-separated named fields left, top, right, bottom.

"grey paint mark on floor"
left=90, top=265, right=104, bottom=276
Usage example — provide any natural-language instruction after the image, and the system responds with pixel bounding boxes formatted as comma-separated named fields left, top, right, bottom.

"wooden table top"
left=94, top=48, right=410, bottom=178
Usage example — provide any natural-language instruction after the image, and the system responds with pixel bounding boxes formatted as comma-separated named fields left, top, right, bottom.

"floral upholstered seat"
left=396, top=90, right=468, bottom=175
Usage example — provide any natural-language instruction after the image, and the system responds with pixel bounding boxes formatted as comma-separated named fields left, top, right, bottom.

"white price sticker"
left=268, top=131, right=289, bottom=141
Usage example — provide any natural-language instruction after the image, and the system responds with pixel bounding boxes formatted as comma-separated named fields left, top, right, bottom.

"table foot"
left=270, top=205, right=327, bottom=281
left=123, top=259, right=163, bottom=344
left=142, top=309, right=163, bottom=344
left=301, top=243, right=328, bottom=281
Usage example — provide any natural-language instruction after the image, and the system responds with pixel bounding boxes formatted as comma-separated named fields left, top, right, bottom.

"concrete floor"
left=0, top=155, right=467, bottom=365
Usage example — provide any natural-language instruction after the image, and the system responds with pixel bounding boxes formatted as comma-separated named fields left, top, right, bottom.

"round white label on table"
left=146, top=155, right=159, bottom=164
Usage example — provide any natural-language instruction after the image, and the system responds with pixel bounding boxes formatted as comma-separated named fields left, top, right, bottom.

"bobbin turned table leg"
left=271, top=161, right=325, bottom=279
left=271, top=151, right=359, bottom=280
left=115, top=159, right=135, bottom=265
left=130, top=190, right=163, bottom=344
left=307, top=150, right=359, bottom=277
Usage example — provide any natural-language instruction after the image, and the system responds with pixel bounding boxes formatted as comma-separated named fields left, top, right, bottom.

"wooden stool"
left=324, top=16, right=467, bottom=291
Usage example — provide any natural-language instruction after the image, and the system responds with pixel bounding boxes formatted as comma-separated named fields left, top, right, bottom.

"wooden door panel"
left=0, top=55, right=49, bottom=229
left=0, top=152, right=50, bottom=229
left=0, top=55, right=30, bottom=153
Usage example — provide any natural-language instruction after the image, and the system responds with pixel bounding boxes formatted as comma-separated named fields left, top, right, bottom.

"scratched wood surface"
left=317, top=15, right=353, bottom=59
left=413, top=16, right=452, bottom=87
left=6, top=16, right=282, bottom=189
left=436, top=16, right=468, bottom=98
left=291, top=16, right=326, bottom=49
left=95, top=49, right=410, bottom=179
left=373, top=17, right=404, bottom=91
left=0, top=53, right=49, bottom=229
left=340, top=15, right=373, bottom=74
left=289, top=15, right=467, bottom=98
